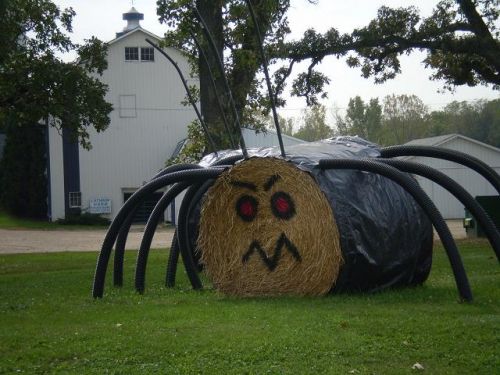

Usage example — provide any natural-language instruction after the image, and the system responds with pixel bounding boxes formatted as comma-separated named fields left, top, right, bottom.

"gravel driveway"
left=0, top=228, right=175, bottom=254
left=0, top=220, right=466, bottom=254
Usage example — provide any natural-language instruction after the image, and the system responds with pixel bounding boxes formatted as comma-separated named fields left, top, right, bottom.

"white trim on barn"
left=403, top=134, right=500, bottom=219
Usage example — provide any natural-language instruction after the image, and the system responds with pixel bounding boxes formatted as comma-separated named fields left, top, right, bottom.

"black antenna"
left=244, top=0, right=286, bottom=157
left=191, top=5, right=249, bottom=159
left=189, top=30, right=236, bottom=150
left=145, top=38, right=217, bottom=154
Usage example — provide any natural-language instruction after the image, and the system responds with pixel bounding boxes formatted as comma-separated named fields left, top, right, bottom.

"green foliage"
left=0, top=241, right=498, bottom=373
left=0, top=118, right=47, bottom=219
left=55, top=212, right=110, bottom=226
left=293, top=104, right=334, bottom=141
left=381, top=94, right=429, bottom=145
left=283, top=0, right=500, bottom=103
left=335, top=95, right=500, bottom=147
left=428, top=99, right=500, bottom=147
left=166, top=120, right=207, bottom=166
left=0, top=0, right=112, bottom=150
left=336, top=96, right=382, bottom=142
left=156, top=1, right=317, bottom=150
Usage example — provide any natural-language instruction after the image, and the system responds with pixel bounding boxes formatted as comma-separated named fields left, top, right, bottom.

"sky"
left=52, top=0, right=499, bottom=120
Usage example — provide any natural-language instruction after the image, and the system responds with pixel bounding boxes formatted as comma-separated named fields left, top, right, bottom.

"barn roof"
left=108, top=27, right=161, bottom=46
left=404, top=133, right=500, bottom=154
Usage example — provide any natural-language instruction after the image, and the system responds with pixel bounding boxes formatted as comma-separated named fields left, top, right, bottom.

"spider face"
left=198, top=157, right=343, bottom=296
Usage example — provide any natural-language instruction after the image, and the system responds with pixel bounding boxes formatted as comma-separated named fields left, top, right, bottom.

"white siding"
left=78, top=30, right=196, bottom=220
left=410, top=137, right=500, bottom=219
left=48, top=126, right=65, bottom=220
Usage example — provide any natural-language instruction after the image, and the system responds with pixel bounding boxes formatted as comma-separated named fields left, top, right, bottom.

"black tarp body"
left=198, top=136, right=433, bottom=293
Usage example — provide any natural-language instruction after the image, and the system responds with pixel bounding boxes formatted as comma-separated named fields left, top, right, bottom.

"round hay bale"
left=198, top=157, right=342, bottom=296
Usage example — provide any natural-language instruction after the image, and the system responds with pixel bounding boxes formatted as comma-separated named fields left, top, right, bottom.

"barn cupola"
left=116, top=7, right=144, bottom=38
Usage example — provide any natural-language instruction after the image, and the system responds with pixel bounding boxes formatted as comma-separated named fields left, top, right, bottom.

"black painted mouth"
left=242, top=233, right=302, bottom=271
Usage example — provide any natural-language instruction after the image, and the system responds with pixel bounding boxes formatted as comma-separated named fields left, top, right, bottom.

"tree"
left=0, top=0, right=112, bottom=149
left=335, top=96, right=382, bottom=142
left=281, top=0, right=499, bottom=104
left=427, top=99, right=500, bottom=146
left=381, top=94, right=429, bottom=144
left=156, top=0, right=316, bottom=150
left=0, top=0, right=112, bottom=218
left=0, top=120, right=47, bottom=218
left=293, top=104, right=333, bottom=141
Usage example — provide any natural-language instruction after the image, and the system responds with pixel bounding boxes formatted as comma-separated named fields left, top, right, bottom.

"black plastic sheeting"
left=196, top=136, right=433, bottom=293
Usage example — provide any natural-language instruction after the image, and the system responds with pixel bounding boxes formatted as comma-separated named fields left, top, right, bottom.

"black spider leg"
left=191, top=5, right=249, bottom=158
left=113, top=164, right=202, bottom=287
left=189, top=30, right=236, bottom=149
left=166, top=231, right=180, bottom=287
left=166, top=179, right=213, bottom=288
left=242, top=233, right=301, bottom=271
left=134, top=180, right=204, bottom=293
left=166, top=154, right=244, bottom=289
left=379, top=158, right=500, bottom=262
left=135, top=182, right=192, bottom=294
left=244, top=0, right=286, bottom=157
left=92, top=168, right=225, bottom=298
left=319, top=158, right=472, bottom=302
left=145, top=38, right=217, bottom=155
left=380, top=145, right=500, bottom=195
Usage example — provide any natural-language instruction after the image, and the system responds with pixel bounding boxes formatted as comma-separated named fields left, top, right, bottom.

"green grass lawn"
left=0, top=211, right=59, bottom=230
left=0, top=211, right=110, bottom=230
left=0, top=241, right=498, bottom=374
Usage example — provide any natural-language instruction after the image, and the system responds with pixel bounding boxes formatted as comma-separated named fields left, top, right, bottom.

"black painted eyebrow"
left=230, top=180, right=257, bottom=191
left=264, top=174, right=281, bottom=191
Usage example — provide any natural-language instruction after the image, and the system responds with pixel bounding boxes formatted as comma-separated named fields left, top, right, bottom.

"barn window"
left=141, top=47, right=154, bottom=62
left=125, top=47, right=139, bottom=61
left=69, top=192, right=82, bottom=208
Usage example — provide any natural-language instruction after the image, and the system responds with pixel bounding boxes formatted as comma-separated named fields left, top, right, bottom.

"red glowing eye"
left=236, top=195, right=258, bottom=221
left=271, top=192, right=295, bottom=220
left=274, top=196, right=290, bottom=213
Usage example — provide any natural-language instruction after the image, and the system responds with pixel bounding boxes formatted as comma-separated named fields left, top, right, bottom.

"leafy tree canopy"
left=156, top=0, right=319, bottom=149
left=0, top=0, right=112, bottom=149
left=293, top=104, right=333, bottom=141
left=281, top=0, right=500, bottom=104
left=334, top=95, right=500, bottom=147
left=336, top=96, right=382, bottom=143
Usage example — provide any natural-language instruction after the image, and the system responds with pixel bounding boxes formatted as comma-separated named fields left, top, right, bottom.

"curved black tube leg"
left=165, top=155, right=242, bottom=289
left=380, top=145, right=500, bottom=194
left=176, top=183, right=205, bottom=289
left=380, top=158, right=500, bottom=262
left=166, top=180, right=215, bottom=287
left=185, top=179, right=215, bottom=271
left=319, top=158, right=473, bottom=302
left=92, top=168, right=224, bottom=298
left=135, top=182, right=190, bottom=293
left=166, top=230, right=180, bottom=288
left=174, top=156, right=244, bottom=290
left=113, top=209, right=136, bottom=286
left=111, top=164, right=202, bottom=287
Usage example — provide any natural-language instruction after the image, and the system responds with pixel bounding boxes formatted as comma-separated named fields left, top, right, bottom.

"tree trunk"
left=196, top=0, right=235, bottom=149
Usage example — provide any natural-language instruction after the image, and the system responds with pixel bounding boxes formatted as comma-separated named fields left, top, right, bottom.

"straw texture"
left=198, top=157, right=342, bottom=296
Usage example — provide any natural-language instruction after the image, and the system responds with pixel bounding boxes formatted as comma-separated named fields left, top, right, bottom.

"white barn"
left=403, top=134, right=500, bottom=219
left=48, top=7, right=196, bottom=222
left=46, top=7, right=306, bottom=223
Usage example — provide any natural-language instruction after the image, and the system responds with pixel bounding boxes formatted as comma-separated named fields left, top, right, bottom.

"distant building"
left=242, top=128, right=305, bottom=148
left=404, top=134, right=500, bottom=218
left=47, top=7, right=197, bottom=222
